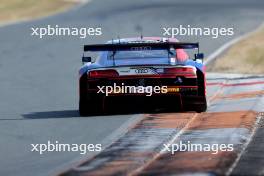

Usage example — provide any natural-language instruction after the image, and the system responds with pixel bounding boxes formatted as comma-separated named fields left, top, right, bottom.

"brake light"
left=88, top=69, right=119, bottom=78
left=164, top=67, right=196, bottom=75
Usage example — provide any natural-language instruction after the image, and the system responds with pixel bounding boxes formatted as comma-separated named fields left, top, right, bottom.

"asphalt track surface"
left=0, top=0, right=264, bottom=176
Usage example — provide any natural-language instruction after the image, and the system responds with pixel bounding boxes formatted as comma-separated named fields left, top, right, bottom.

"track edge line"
left=225, top=114, right=262, bottom=176
left=51, top=114, right=145, bottom=176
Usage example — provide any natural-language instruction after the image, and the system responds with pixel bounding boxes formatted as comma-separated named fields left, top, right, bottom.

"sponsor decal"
left=130, top=46, right=152, bottom=51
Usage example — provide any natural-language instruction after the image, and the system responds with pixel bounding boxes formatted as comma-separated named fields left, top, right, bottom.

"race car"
left=79, top=37, right=207, bottom=116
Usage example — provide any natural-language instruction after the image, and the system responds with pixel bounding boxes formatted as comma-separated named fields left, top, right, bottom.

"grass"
left=0, top=0, right=79, bottom=25
left=207, top=26, right=264, bottom=74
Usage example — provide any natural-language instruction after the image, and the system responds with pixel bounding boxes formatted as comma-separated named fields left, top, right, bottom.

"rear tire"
left=182, top=96, right=207, bottom=113
left=195, top=69, right=207, bottom=113
left=79, top=99, right=89, bottom=116
left=79, top=74, right=104, bottom=116
left=194, top=97, right=207, bottom=113
left=79, top=93, right=104, bottom=116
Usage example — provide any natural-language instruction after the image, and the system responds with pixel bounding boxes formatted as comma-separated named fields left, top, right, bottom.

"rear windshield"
left=107, top=49, right=176, bottom=60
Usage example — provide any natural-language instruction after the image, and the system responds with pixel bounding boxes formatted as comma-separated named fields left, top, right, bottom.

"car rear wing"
left=82, top=42, right=204, bottom=65
left=83, top=42, right=199, bottom=52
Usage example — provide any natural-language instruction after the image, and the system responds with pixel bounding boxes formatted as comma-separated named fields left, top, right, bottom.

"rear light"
left=164, top=67, right=196, bottom=76
left=88, top=69, right=119, bottom=78
left=164, top=67, right=196, bottom=75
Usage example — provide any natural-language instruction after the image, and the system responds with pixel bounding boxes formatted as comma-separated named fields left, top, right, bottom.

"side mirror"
left=194, top=53, right=204, bottom=62
left=82, top=56, right=92, bottom=63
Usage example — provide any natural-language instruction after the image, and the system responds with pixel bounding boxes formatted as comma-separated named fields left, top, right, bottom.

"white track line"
left=226, top=115, right=262, bottom=176
left=51, top=114, right=144, bottom=176
left=129, top=113, right=199, bottom=176
left=205, top=22, right=264, bottom=175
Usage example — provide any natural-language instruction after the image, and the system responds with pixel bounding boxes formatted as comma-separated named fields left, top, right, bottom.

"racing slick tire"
left=182, top=96, right=207, bottom=113
left=79, top=93, right=103, bottom=116
left=194, top=68, right=207, bottom=113
left=79, top=99, right=89, bottom=116
left=79, top=74, right=104, bottom=116
left=194, top=96, right=207, bottom=113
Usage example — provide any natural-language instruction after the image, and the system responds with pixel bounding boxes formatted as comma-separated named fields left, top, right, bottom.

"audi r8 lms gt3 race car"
left=79, top=37, right=207, bottom=116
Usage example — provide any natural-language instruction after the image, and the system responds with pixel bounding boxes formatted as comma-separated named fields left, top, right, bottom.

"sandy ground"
left=0, top=0, right=79, bottom=25
left=207, top=26, right=264, bottom=74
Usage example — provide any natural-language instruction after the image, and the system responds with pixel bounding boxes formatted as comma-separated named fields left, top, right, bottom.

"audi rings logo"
left=135, top=68, right=149, bottom=74
left=130, top=46, right=152, bottom=51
